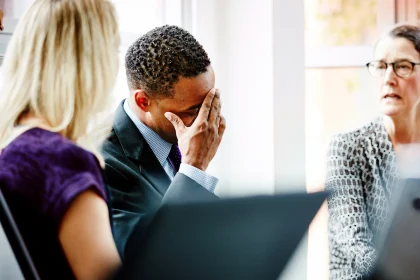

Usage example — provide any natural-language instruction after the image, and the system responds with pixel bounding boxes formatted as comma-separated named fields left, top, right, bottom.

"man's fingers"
left=218, top=115, right=226, bottom=139
left=165, top=112, right=187, bottom=134
left=208, top=89, right=221, bottom=124
left=195, top=88, right=216, bottom=124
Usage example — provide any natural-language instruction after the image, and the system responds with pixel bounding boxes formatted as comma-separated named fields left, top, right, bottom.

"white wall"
left=273, top=0, right=306, bottom=192
left=191, top=1, right=306, bottom=279
left=193, top=0, right=276, bottom=197
left=192, top=0, right=306, bottom=197
left=0, top=0, right=30, bottom=58
left=2, top=0, right=32, bottom=17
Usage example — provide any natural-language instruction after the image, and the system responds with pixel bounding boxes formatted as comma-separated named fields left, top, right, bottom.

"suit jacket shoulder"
left=101, top=102, right=171, bottom=256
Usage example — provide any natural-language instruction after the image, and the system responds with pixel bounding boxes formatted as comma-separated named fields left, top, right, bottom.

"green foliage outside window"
left=315, top=0, right=377, bottom=46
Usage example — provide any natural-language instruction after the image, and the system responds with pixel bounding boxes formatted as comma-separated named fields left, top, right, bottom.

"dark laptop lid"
left=119, top=191, right=327, bottom=280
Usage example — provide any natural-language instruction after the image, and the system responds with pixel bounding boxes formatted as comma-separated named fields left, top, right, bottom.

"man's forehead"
left=173, top=70, right=214, bottom=99
left=170, top=88, right=208, bottom=109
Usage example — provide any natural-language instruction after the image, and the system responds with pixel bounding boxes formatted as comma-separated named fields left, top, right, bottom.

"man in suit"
left=101, top=25, right=226, bottom=257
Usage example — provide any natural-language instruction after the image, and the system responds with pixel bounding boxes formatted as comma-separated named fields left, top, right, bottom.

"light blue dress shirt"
left=123, top=100, right=218, bottom=193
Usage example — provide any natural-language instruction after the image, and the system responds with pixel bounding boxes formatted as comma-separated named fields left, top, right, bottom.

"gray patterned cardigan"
left=325, top=116, right=400, bottom=280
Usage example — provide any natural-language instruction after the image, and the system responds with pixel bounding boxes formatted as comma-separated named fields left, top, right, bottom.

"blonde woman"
left=0, top=0, right=121, bottom=279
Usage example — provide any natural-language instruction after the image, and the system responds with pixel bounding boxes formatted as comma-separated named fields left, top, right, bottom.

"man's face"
left=148, top=66, right=215, bottom=144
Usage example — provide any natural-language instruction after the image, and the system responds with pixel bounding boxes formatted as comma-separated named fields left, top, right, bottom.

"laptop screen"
left=373, top=178, right=420, bottom=280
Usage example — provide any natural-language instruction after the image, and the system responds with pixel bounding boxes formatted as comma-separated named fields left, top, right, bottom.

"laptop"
left=372, top=178, right=420, bottom=280
left=118, top=191, right=327, bottom=280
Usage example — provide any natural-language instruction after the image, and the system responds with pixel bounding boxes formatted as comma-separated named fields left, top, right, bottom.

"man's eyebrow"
left=379, top=57, right=415, bottom=62
left=394, top=57, right=416, bottom=62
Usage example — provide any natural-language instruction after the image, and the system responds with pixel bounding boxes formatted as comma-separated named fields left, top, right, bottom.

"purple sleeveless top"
left=0, top=128, right=108, bottom=279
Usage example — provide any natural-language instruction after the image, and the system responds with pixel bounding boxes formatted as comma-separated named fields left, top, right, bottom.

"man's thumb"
left=165, top=112, right=186, bottom=132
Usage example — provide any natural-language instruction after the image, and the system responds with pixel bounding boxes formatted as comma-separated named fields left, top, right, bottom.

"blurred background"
left=1, top=0, right=420, bottom=279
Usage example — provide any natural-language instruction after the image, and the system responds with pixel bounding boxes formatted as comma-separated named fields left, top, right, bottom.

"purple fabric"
left=168, top=144, right=182, bottom=172
left=0, top=128, right=108, bottom=280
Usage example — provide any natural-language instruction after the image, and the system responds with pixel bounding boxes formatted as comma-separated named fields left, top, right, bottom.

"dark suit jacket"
left=101, top=101, right=218, bottom=257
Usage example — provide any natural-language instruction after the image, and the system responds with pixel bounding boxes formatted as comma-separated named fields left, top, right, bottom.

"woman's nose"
left=384, top=65, right=397, bottom=85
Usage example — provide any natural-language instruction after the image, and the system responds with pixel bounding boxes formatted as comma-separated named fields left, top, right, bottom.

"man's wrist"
left=182, top=158, right=208, bottom=171
left=179, top=163, right=218, bottom=193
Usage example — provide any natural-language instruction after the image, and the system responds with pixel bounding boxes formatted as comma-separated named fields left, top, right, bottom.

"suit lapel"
left=113, top=101, right=171, bottom=196
left=137, top=144, right=171, bottom=196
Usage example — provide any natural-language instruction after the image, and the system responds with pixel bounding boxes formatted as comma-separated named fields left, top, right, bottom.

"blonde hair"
left=0, top=0, right=119, bottom=165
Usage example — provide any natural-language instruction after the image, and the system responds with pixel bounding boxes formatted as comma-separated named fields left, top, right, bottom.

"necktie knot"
left=168, top=145, right=182, bottom=172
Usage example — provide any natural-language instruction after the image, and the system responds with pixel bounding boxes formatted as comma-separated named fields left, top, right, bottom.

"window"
left=305, top=1, right=399, bottom=279
left=305, top=0, right=377, bottom=48
left=305, top=0, right=388, bottom=190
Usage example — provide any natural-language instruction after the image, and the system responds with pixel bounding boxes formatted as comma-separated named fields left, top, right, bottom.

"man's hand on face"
left=164, top=88, right=226, bottom=171
left=0, top=9, right=4, bottom=31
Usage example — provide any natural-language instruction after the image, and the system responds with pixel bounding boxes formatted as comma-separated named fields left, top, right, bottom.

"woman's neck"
left=18, top=113, right=52, bottom=130
left=383, top=115, right=420, bottom=147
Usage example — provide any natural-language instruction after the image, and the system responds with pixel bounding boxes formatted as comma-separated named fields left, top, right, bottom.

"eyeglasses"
left=366, top=60, right=420, bottom=78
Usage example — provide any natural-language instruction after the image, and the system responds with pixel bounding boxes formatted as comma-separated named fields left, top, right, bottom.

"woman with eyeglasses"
left=326, top=24, right=420, bottom=280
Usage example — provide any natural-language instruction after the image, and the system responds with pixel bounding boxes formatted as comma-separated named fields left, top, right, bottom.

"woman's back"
left=0, top=128, right=108, bottom=279
left=0, top=0, right=121, bottom=279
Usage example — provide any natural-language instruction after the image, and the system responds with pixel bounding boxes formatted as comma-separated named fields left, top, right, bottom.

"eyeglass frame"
left=366, top=60, right=420, bottom=78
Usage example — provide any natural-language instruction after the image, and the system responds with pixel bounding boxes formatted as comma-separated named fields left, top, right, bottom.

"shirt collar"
left=123, top=99, right=172, bottom=166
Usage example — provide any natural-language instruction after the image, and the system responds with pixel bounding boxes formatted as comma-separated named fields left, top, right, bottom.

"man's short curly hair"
left=125, top=25, right=211, bottom=98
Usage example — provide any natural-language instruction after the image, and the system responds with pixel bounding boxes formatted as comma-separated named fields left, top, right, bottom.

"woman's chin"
left=381, top=105, right=404, bottom=117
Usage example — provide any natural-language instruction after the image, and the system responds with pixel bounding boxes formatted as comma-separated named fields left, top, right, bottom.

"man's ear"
left=133, top=89, right=151, bottom=112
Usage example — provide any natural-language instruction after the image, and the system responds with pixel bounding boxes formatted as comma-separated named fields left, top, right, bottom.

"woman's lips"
left=383, top=93, right=401, bottom=99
